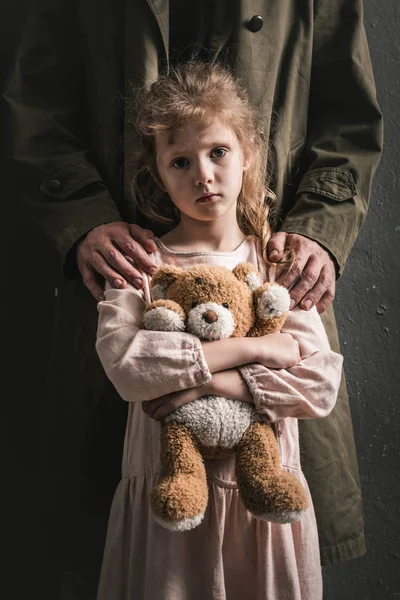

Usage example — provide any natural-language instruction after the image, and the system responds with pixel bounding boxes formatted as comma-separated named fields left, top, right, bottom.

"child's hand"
left=142, top=369, right=254, bottom=420
left=142, top=382, right=211, bottom=421
left=255, top=332, right=300, bottom=369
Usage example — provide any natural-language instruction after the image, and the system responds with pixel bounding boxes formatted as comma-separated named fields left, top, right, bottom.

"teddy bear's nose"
left=202, top=310, right=218, bottom=324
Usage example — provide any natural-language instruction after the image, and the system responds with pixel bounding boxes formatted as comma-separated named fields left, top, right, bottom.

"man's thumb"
left=267, top=232, right=287, bottom=262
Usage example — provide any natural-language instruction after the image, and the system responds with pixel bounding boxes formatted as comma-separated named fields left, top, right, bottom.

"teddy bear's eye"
left=195, top=277, right=203, bottom=285
left=222, top=302, right=229, bottom=309
left=191, top=301, right=199, bottom=309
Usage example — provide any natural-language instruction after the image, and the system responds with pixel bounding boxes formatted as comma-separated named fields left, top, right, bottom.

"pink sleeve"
left=238, top=307, right=343, bottom=422
left=95, top=283, right=211, bottom=402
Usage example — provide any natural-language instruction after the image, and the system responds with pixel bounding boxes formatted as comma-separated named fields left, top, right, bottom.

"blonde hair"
left=128, top=62, right=277, bottom=262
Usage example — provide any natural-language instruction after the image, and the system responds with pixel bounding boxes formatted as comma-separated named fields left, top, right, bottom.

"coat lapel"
left=146, top=0, right=169, bottom=58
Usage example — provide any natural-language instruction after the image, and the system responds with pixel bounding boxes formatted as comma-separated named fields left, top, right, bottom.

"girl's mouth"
left=197, top=194, right=220, bottom=203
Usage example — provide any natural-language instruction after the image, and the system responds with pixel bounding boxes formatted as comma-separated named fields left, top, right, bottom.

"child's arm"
left=143, top=369, right=254, bottom=421
left=201, top=331, right=300, bottom=372
left=96, top=284, right=210, bottom=402
left=96, top=283, right=292, bottom=402
left=237, top=306, right=343, bottom=421
left=142, top=368, right=254, bottom=420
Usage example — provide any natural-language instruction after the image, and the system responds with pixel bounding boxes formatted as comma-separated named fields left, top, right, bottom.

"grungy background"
left=322, top=1, right=400, bottom=597
left=1, top=1, right=399, bottom=599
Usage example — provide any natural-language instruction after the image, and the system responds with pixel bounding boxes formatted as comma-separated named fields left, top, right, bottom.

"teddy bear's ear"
left=232, top=262, right=263, bottom=292
left=150, top=265, right=183, bottom=300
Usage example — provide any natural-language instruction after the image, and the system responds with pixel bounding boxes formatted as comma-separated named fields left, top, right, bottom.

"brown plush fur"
left=147, top=298, right=186, bottom=321
left=150, top=421, right=208, bottom=525
left=249, top=284, right=288, bottom=336
left=150, top=264, right=255, bottom=337
left=236, top=422, right=308, bottom=516
left=144, top=262, right=308, bottom=530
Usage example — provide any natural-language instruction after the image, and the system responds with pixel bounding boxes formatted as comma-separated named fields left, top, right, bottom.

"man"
left=5, top=0, right=382, bottom=597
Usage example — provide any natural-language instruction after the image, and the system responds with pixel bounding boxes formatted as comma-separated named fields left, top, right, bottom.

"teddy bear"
left=143, top=262, right=308, bottom=531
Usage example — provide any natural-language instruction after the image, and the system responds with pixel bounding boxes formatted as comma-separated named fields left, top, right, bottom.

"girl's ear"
left=151, top=265, right=182, bottom=299
left=232, top=262, right=262, bottom=291
left=242, top=154, right=251, bottom=172
left=242, top=137, right=254, bottom=172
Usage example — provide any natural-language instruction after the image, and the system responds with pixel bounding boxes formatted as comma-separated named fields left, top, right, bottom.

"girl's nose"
left=194, top=161, right=214, bottom=186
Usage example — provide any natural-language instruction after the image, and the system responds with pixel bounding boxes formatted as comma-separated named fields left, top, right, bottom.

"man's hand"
left=77, top=222, right=157, bottom=300
left=267, top=232, right=336, bottom=314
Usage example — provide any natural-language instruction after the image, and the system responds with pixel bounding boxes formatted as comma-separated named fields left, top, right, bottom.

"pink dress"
left=95, top=236, right=343, bottom=600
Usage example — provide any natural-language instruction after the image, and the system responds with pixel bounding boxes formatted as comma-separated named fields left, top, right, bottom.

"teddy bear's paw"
left=238, top=469, right=309, bottom=524
left=252, top=509, right=302, bottom=524
left=152, top=512, right=205, bottom=532
left=143, top=306, right=185, bottom=332
left=257, top=284, right=291, bottom=320
left=150, top=473, right=208, bottom=532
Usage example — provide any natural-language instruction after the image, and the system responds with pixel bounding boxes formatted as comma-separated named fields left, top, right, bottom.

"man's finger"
left=300, top=265, right=335, bottom=311
left=276, top=256, right=307, bottom=294
left=129, top=224, right=158, bottom=254
left=89, top=252, right=132, bottom=290
left=266, top=232, right=287, bottom=262
left=79, top=264, right=106, bottom=301
left=98, top=243, right=146, bottom=287
left=316, top=285, right=336, bottom=314
left=286, top=257, right=321, bottom=309
left=118, top=235, right=157, bottom=275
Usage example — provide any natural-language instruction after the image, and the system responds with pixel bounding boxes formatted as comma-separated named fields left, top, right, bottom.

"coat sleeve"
left=95, top=283, right=212, bottom=402
left=281, top=0, right=383, bottom=276
left=4, top=0, right=121, bottom=273
left=238, top=307, right=343, bottom=422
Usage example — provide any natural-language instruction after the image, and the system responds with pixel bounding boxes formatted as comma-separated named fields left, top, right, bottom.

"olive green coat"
left=5, top=0, right=382, bottom=566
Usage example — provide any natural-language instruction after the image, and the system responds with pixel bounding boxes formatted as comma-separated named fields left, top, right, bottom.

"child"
left=95, top=62, right=343, bottom=600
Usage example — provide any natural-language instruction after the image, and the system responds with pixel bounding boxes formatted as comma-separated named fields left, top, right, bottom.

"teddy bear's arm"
left=96, top=285, right=211, bottom=402
left=143, top=299, right=186, bottom=332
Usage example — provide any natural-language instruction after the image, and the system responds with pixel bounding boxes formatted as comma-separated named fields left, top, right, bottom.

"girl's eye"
left=222, top=302, right=229, bottom=309
left=211, top=148, right=227, bottom=159
left=172, top=157, right=189, bottom=169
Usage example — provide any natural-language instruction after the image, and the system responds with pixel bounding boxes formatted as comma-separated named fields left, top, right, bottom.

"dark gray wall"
left=2, top=1, right=399, bottom=599
left=324, top=1, right=400, bottom=598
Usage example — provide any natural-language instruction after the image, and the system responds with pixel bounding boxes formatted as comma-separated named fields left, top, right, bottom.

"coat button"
left=247, top=15, right=264, bottom=33
left=47, top=178, right=61, bottom=192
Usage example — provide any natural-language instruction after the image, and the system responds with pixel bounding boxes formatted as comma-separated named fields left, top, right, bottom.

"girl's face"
left=155, top=119, right=249, bottom=225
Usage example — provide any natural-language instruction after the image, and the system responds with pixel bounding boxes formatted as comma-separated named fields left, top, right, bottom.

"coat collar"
left=146, top=0, right=169, bottom=58
left=145, top=0, right=234, bottom=65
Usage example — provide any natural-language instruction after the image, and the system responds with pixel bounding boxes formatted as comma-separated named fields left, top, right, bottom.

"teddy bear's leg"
left=236, top=421, right=309, bottom=523
left=151, top=420, right=208, bottom=532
